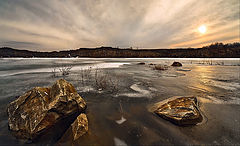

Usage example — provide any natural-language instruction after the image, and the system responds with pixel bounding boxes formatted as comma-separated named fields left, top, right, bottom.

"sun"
left=198, top=25, right=207, bottom=34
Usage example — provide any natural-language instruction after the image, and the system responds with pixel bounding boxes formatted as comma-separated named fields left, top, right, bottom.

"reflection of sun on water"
left=195, top=66, right=214, bottom=81
left=190, top=66, right=215, bottom=93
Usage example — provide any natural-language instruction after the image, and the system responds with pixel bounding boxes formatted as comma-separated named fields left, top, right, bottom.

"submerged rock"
left=7, top=79, right=86, bottom=140
left=71, top=113, right=88, bottom=140
left=153, top=96, right=203, bottom=126
left=138, top=62, right=145, bottom=65
left=149, top=63, right=156, bottom=66
left=154, top=64, right=168, bottom=70
left=171, top=62, right=182, bottom=67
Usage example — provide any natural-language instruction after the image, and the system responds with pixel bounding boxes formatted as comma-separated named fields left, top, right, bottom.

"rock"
left=71, top=113, right=88, bottom=140
left=171, top=62, right=182, bottom=67
left=7, top=79, right=86, bottom=140
left=137, top=62, right=145, bottom=65
left=149, top=63, right=156, bottom=65
left=153, top=96, right=202, bottom=126
left=154, top=65, right=168, bottom=70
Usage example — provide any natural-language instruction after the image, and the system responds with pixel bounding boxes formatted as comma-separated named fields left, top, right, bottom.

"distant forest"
left=0, top=42, right=240, bottom=58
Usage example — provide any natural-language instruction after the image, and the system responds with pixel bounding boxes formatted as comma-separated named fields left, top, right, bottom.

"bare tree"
left=59, top=65, right=72, bottom=76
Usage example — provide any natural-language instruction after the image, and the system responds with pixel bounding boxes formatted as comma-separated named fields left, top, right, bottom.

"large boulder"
left=171, top=62, right=182, bottom=67
left=153, top=96, right=203, bottom=126
left=7, top=79, right=86, bottom=140
left=71, top=113, right=88, bottom=140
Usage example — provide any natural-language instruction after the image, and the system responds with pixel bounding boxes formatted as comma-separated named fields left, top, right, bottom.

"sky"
left=0, top=0, right=239, bottom=51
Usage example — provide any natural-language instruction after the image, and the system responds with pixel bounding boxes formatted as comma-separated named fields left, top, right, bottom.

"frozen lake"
left=0, top=58, right=240, bottom=145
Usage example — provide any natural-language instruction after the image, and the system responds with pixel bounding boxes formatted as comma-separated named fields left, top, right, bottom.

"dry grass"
left=51, top=65, right=72, bottom=77
left=51, top=67, right=58, bottom=77
left=59, top=65, right=72, bottom=76
left=197, top=60, right=225, bottom=65
left=94, top=69, right=120, bottom=93
left=78, top=67, right=120, bottom=93
left=80, top=67, right=92, bottom=85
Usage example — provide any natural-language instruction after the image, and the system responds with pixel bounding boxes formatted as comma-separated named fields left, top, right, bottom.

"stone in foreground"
left=171, top=62, right=182, bottom=67
left=138, top=62, right=145, bottom=65
left=154, top=96, right=202, bottom=126
left=71, top=113, right=88, bottom=140
left=7, top=79, right=86, bottom=140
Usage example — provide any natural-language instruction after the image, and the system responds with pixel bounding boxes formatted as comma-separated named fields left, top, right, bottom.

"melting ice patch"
left=130, top=84, right=150, bottom=95
left=73, top=63, right=130, bottom=70
left=177, top=68, right=191, bottom=72
left=160, top=69, right=186, bottom=77
left=188, top=86, right=209, bottom=93
left=119, top=83, right=155, bottom=98
left=211, top=81, right=240, bottom=91
left=114, top=137, right=127, bottom=146
left=0, top=62, right=130, bottom=77
left=115, top=116, right=126, bottom=125
left=199, top=96, right=240, bottom=105
left=76, top=86, right=95, bottom=92
left=203, top=79, right=240, bottom=91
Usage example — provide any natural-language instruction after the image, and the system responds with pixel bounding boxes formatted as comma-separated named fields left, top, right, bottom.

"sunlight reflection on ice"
left=0, top=62, right=130, bottom=77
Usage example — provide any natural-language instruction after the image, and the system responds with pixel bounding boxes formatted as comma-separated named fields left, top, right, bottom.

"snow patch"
left=0, top=62, right=130, bottom=77
left=115, top=116, right=126, bottom=125
left=119, top=83, right=152, bottom=98
left=77, top=86, right=95, bottom=92
left=211, top=80, right=240, bottom=91
left=114, top=137, right=127, bottom=146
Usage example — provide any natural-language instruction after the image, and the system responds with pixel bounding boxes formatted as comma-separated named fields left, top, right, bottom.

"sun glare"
left=198, top=25, right=207, bottom=34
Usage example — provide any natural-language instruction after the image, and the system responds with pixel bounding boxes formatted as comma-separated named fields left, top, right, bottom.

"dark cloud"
left=1, top=41, right=41, bottom=49
left=0, top=0, right=238, bottom=51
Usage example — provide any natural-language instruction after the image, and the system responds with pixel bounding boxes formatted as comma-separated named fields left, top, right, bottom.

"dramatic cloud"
left=0, top=0, right=239, bottom=51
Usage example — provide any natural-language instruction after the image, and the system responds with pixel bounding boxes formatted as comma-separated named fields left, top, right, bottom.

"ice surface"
left=0, top=58, right=240, bottom=145
left=115, top=116, right=127, bottom=125
left=114, top=137, right=127, bottom=146
left=0, top=62, right=130, bottom=77
left=207, top=80, right=240, bottom=91
left=199, top=96, right=240, bottom=105
left=119, top=83, right=152, bottom=98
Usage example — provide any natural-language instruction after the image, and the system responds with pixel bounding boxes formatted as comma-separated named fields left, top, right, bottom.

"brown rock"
left=7, top=79, right=86, bottom=139
left=71, top=113, right=88, bottom=140
left=154, top=96, right=203, bottom=126
left=171, top=62, right=182, bottom=67
left=154, top=64, right=168, bottom=70
left=149, top=63, right=156, bottom=65
left=137, top=62, right=145, bottom=65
